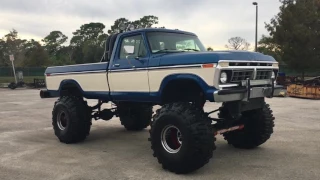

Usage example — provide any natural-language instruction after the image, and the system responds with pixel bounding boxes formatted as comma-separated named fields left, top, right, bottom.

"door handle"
left=113, top=64, right=120, bottom=67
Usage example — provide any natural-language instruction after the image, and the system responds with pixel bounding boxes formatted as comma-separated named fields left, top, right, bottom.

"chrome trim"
left=217, top=66, right=278, bottom=70
left=151, top=64, right=205, bottom=69
left=109, top=68, right=147, bottom=72
left=49, top=70, right=106, bottom=76
left=230, top=69, right=254, bottom=83
left=218, top=80, right=272, bottom=89
left=49, top=63, right=210, bottom=75
left=161, top=125, right=182, bottom=154
left=241, top=79, right=272, bottom=86
left=253, top=67, right=257, bottom=80
left=219, top=84, right=239, bottom=88
left=213, top=86, right=283, bottom=102
left=219, top=60, right=279, bottom=64
left=214, top=60, right=279, bottom=89
left=109, top=64, right=204, bottom=72
left=47, top=62, right=108, bottom=68
left=148, top=64, right=203, bottom=70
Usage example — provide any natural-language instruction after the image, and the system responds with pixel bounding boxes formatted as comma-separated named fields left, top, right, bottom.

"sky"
left=0, top=0, right=281, bottom=50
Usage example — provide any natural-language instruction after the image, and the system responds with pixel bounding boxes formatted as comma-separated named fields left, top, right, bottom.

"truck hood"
left=157, top=51, right=276, bottom=66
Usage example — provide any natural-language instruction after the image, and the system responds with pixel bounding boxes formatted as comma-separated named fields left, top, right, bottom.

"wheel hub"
left=161, top=125, right=182, bottom=153
left=57, top=111, right=67, bottom=130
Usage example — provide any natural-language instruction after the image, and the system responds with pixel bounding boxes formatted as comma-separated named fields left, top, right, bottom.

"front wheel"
left=149, top=102, right=215, bottom=174
left=221, top=102, right=275, bottom=149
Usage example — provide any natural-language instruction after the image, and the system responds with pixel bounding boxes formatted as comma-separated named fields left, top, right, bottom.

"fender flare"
left=58, top=79, right=84, bottom=95
left=158, top=73, right=216, bottom=101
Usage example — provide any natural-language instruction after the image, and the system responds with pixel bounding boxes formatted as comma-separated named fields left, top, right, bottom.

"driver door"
left=108, top=33, right=150, bottom=101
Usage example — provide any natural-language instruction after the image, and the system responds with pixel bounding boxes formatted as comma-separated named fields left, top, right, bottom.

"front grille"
left=229, top=62, right=273, bottom=66
left=256, top=70, right=272, bottom=80
left=228, top=69, right=273, bottom=82
left=230, top=70, right=254, bottom=82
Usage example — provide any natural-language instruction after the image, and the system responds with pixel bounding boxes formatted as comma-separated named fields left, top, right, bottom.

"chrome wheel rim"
left=161, top=125, right=182, bottom=153
left=57, top=111, right=67, bottom=130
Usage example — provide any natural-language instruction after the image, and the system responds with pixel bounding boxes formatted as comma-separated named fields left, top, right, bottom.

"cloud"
left=0, top=0, right=281, bottom=50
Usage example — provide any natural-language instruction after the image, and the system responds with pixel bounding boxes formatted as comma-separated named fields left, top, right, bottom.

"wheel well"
left=60, top=83, right=83, bottom=97
left=161, top=79, right=205, bottom=105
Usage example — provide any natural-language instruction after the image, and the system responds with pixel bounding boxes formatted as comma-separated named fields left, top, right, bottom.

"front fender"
left=158, top=73, right=216, bottom=101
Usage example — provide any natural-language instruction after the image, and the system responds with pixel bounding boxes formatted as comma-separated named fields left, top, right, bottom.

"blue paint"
left=44, top=28, right=277, bottom=104
left=148, top=56, right=161, bottom=68
left=45, top=62, right=109, bottom=74
left=158, top=52, right=219, bottom=66
left=158, top=74, right=216, bottom=102
left=154, top=51, right=276, bottom=67
left=109, top=31, right=150, bottom=71
left=83, top=91, right=110, bottom=100
left=46, top=51, right=275, bottom=75
left=212, top=50, right=276, bottom=61
left=111, top=92, right=160, bottom=102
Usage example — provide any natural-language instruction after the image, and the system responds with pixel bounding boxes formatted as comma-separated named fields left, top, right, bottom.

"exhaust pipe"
left=40, top=89, right=51, bottom=98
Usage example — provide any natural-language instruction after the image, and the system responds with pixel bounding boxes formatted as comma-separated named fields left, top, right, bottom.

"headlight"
left=271, top=71, right=275, bottom=79
left=272, top=63, right=279, bottom=68
left=220, top=71, right=228, bottom=83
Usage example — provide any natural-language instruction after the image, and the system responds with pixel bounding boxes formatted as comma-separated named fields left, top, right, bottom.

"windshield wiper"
left=154, top=49, right=182, bottom=54
left=182, top=48, right=199, bottom=51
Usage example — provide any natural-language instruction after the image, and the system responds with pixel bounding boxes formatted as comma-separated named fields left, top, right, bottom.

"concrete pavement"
left=0, top=88, right=319, bottom=180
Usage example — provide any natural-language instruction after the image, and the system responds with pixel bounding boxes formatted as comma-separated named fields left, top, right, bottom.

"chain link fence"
left=0, top=67, right=46, bottom=77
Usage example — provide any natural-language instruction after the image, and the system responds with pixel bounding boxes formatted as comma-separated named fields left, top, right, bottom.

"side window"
left=119, top=34, right=147, bottom=59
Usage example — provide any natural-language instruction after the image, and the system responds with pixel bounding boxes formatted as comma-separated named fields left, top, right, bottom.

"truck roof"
left=119, top=28, right=197, bottom=36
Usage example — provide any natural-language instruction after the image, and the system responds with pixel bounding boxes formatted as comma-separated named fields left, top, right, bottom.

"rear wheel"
left=149, top=102, right=215, bottom=174
left=52, top=96, right=92, bottom=144
left=117, top=103, right=153, bottom=131
left=220, top=102, right=275, bottom=149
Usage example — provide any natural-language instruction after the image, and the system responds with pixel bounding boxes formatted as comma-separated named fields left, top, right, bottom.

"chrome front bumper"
left=213, top=78, right=284, bottom=102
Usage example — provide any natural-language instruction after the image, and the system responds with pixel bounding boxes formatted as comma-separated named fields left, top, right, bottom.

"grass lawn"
left=0, top=76, right=44, bottom=84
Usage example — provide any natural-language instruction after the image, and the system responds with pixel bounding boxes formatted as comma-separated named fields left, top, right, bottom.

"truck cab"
left=103, top=28, right=215, bottom=104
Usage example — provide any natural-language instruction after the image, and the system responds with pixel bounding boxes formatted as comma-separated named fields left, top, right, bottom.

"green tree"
left=264, top=0, right=320, bottom=79
left=225, top=37, right=250, bottom=50
left=108, top=18, right=130, bottom=34
left=51, top=46, right=75, bottom=66
left=0, top=29, right=27, bottom=67
left=70, top=22, right=107, bottom=64
left=257, top=35, right=282, bottom=63
left=108, top=15, right=160, bottom=34
left=71, top=22, right=106, bottom=47
left=23, top=39, right=50, bottom=67
left=136, top=15, right=159, bottom=28
left=0, top=39, right=7, bottom=66
left=42, top=31, right=68, bottom=56
left=207, top=47, right=214, bottom=51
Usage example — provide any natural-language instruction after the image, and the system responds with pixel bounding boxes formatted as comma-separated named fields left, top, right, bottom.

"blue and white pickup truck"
left=40, top=26, right=282, bottom=174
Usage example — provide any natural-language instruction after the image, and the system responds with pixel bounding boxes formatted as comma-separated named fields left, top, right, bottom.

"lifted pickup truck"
left=40, top=26, right=282, bottom=174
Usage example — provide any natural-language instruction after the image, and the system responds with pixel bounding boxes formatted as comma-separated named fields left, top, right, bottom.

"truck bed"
left=45, top=62, right=109, bottom=93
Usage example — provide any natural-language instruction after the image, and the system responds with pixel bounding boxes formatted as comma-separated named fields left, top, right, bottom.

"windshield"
left=146, top=32, right=206, bottom=53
